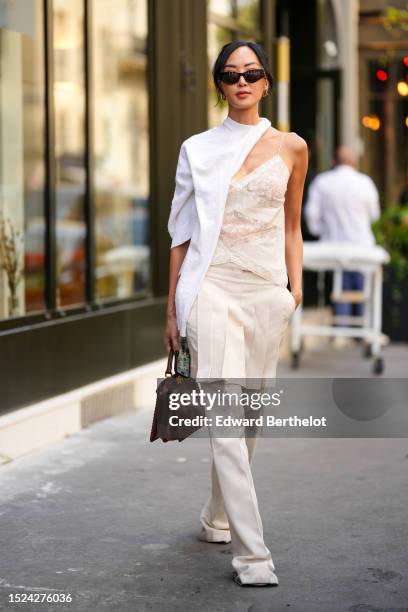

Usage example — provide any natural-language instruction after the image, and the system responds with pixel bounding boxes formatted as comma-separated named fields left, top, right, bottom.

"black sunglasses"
left=219, top=68, right=266, bottom=85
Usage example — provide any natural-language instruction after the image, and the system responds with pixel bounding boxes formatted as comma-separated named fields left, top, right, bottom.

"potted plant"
left=0, top=211, right=24, bottom=317
left=372, top=205, right=408, bottom=342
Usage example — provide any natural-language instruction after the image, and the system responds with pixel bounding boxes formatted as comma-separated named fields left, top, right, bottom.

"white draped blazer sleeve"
left=165, top=116, right=271, bottom=339
left=167, top=142, right=196, bottom=249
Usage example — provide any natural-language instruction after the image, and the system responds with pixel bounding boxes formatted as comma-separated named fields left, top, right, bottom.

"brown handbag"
left=150, top=348, right=204, bottom=443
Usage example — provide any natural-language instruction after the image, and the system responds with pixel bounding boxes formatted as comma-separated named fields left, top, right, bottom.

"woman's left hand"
left=291, top=289, right=302, bottom=308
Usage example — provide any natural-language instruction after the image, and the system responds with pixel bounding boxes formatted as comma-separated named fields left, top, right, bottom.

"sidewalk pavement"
left=278, top=335, right=408, bottom=378
left=0, top=340, right=407, bottom=611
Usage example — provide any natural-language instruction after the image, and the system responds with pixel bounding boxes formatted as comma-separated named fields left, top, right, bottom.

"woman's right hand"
left=166, top=240, right=189, bottom=354
left=164, top=314, right=180, bottom=354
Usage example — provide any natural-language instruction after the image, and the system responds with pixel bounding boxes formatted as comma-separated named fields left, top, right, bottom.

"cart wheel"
left=372, top=357, right=384, bottom=375
left=362, top=343, right=372, bottom=359
left=291, top=351, right=300, bottom=369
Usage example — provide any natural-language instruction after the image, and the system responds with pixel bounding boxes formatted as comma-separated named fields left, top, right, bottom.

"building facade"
left=0, top=0, right=363, bottom=416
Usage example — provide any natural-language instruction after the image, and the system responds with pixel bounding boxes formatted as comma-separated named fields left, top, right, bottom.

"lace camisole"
left=209, top=132, right=290, bottom=286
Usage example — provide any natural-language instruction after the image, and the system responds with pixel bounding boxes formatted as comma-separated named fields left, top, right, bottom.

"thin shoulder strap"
left=277, top=132, right=286, bottom=155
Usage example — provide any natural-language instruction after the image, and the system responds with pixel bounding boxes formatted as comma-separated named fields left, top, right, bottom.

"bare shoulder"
left=277, top=131, right=308, bottom=177
left=286, top=132, right=308, bottom=178
left=286, top=131, right=308, bottom=156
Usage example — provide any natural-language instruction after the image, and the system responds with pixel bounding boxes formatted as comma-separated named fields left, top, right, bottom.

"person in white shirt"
left=304, top=146, right=381, bottom=318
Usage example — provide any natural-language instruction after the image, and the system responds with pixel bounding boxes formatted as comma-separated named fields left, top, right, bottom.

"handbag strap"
left=165, top=349, right=174, bottom=376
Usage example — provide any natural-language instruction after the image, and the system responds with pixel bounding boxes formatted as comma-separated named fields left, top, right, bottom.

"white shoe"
left=198, top=527, right=231, bottom=544
left=232, top=570, right=279, bottom=587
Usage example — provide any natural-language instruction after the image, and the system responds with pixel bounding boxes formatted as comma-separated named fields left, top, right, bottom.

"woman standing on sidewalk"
left=164, top=41, right=308, bottom=587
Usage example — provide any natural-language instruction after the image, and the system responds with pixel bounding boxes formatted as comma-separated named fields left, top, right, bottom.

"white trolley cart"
left=290, top=242, right=390, bottom=375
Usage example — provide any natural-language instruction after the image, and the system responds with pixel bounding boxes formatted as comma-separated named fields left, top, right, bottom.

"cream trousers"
left=186, top=262, right=295, bottom=584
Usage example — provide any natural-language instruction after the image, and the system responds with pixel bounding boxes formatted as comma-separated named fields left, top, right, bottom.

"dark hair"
left=212, top=41, right=274, bottom=107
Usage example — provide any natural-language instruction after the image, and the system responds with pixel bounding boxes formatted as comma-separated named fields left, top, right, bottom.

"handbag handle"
left=165, top=349, right=175, bottom=377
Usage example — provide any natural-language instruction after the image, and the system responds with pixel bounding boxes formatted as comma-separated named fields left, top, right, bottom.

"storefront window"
left=0, top=0, right=46, bottom=319
left=53, top=0, right=86, bottom=307
left=360, top=54, right=408, bottom=204
left=359, top=5, right=408, bottom=205
left=207, top=0, right=261, bottom=128
left=236, top=0, right=260, bottom=32
left=91, top=0, right=150, bottom=300
left=208, top=0, right=234, bottom=17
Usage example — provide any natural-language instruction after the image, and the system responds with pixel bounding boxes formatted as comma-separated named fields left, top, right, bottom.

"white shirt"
left=167, top=116, right=272, bottom=339
left=304, top=165, right=380, bottom=246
